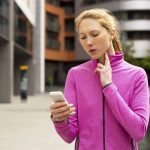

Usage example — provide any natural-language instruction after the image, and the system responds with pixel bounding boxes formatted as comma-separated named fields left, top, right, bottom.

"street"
left=0, top=91, right=150, bottom=150
left=0, top=93, right=74, bottom=150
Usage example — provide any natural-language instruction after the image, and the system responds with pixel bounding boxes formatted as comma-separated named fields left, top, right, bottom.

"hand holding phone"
left=49, top=91, right=75, bottom=122
left=49, top=91, right=67, bottom=102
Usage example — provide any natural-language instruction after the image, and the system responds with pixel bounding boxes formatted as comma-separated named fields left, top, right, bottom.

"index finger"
left=50, top=101, right=68, bottom=109
left=105, top=53, right=110, bottom=67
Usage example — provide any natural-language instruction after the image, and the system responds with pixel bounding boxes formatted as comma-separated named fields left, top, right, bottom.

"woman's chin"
left=91, top=55, right=102, bottom=60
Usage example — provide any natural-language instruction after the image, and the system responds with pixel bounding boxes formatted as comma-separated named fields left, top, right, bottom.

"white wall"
left=15, top=0, right=36, bottom=25
left=133, top=40, right=150, bottom=58
left=120, top=20, right=150, bottom=31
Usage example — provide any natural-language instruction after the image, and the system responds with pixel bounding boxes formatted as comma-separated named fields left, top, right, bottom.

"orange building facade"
left=45, top=0, right=75, bottom=61
left=45, top=0, right=78, bottom=87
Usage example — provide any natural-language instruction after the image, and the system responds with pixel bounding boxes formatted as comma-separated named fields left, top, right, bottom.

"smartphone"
left=49, top=91, right=67, bottom=102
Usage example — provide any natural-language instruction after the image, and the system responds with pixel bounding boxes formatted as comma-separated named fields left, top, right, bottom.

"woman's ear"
left=110, top=29, right=115, bottom=40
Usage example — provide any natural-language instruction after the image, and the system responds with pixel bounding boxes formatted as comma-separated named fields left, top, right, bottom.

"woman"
left=50, top=8, right=149, bottom=150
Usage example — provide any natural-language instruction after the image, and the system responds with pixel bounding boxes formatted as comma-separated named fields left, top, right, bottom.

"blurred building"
left=1, top=0, right=150, bottom=103
left=0, top=0, right=78, bottom=103
left=0, top=0, right=45, bottom=102
left=75, top=0, right=150, bottom=59
left=45, top=0, right=78, bottom=87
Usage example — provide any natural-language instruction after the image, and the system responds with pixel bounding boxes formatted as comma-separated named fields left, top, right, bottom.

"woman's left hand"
left=95, top=53, right=112, bottom=87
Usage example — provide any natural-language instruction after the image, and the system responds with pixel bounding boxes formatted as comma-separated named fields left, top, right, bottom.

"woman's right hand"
left=50, top=101, right=76, bottom=122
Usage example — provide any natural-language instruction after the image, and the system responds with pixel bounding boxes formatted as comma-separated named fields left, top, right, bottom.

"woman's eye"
left=80, top=36, right=86, bottom=40
left=92, top=33, right=99, bottom=37
left=91, top=30, right=100, bottom=37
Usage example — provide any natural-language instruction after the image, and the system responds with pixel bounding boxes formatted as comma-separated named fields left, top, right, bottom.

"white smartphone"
left=49, top=91, right=67, bottom=102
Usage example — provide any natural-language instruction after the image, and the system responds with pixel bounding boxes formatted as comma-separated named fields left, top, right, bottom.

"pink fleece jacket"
left=53, top=53, right=149, bottom=150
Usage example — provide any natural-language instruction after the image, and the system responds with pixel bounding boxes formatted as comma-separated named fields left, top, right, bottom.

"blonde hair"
left=75, top=8, right=122, bottom=52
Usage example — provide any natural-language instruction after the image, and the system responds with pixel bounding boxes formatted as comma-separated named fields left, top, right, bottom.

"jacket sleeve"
left=103, top=69, right=149, bottom=142
left=53, top=69, right=78, bottom=143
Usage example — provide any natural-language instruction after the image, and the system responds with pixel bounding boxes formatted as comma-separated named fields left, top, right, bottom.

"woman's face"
left=78, top=18, right=114, bottom=60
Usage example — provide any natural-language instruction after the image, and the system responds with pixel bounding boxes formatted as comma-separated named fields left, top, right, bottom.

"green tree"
left=123, top=41, right=150, bottom=77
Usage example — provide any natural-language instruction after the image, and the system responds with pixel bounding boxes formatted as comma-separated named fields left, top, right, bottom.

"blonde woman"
left=50, top=8, right=149, bottom=150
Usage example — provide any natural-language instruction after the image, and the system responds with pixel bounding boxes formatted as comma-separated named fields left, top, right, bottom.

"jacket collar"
left=91, top=52, right=124, bottom=68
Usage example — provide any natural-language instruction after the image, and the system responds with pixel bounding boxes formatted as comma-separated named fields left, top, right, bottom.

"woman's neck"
left=99, top=45, right=115, bottom=64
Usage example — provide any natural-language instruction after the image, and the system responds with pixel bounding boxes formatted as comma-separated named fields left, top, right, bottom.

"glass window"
left=128, top=11, right=150, bottom=20
left=46, top=13, right=60, bottom=33
left=46, top=0, right=60, bottom=6
left=14, top=3, right=33, bottom=52
left=127, top=31, right=150, bottom=40
left=114, top=10, right=150, bottom=20
left=82, top=0, right=148, bottom=6
left=82, top=0, right=97, bottom=5
left=61, top=1, right=74, bottom=14
left=65, top=19, right=74, bottom=32
left=0, top=0, right=9, bottom=38
left=65, top=37, right=74, bottom=51
left=0, top=0, right=9, bottom=18
left=46, top=31, right=60, bottom=50
left=113, top=11, right=128, bottom=20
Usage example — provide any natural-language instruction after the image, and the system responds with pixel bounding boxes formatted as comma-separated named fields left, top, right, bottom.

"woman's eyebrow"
left=79, top=33, right=85, bottom=36
left=90, top=29, right=100, bottom=32
left=79, top=29, right=99, bottom=34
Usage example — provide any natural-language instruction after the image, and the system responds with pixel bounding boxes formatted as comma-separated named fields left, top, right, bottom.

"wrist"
left=102, top=82, right=112, bottom=89
left=51, top=115, right=61, bottom=123
left=51, top=115, right=67, bottom=123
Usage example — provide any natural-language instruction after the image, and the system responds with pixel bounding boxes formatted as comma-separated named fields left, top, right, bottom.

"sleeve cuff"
left=51, top=115, right=68, bottom=128
left=102, top=83, right=112, bottom=89
left=103, top=83, right=117, bottom=97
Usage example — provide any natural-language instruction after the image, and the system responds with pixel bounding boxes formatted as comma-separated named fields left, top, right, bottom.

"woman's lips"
left=89, top=49, right=97, bottom=53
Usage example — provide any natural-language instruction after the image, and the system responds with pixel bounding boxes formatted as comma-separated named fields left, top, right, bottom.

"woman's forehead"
left=79, top=18, right=104, bottom=33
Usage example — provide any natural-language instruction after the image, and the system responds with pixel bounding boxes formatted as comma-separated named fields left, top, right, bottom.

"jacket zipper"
left=75, top=136, right=80, bottom=150
left=102, top=94, right=106, bottom=150
left=132, top=139, right=135, bottom=150
left=103, top=95, right=135, bottom=150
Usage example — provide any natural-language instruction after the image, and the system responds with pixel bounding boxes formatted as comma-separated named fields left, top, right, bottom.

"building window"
left=128, top=11, right=150, bottom=20
left=46, top=32, right=60, bottom=50
left=46, top=13, right=60, bottom=50
left=65, top=37, right=74, bottom=51
left=113, top=11, right=128, bottom=20
left=114, top=10, right=150, bottom=21
left=83, top=0, right=148, bottom=5
left=0, top=0, right=9, bottom=18
left=127, top=31, right=150, bottom=40
left=46, top=13, right=60, bottom=33
left=0, top=0, right=9, bottom=38
left=14, top=3, right=33, bottom=52
left=46, top=0, right=60, bottom=6
left=82, top=0, right=97, bottom=5
left=65, top=19, right=74, bottom=32
left=61, top=1, right=74, bottom=14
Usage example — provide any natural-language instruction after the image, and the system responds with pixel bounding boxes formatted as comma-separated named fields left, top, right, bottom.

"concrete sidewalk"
left=0, top=93, right=74, bottom=150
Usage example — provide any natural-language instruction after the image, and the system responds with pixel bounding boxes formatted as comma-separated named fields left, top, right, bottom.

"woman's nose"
left=86, top=36, right=93, bottom=46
